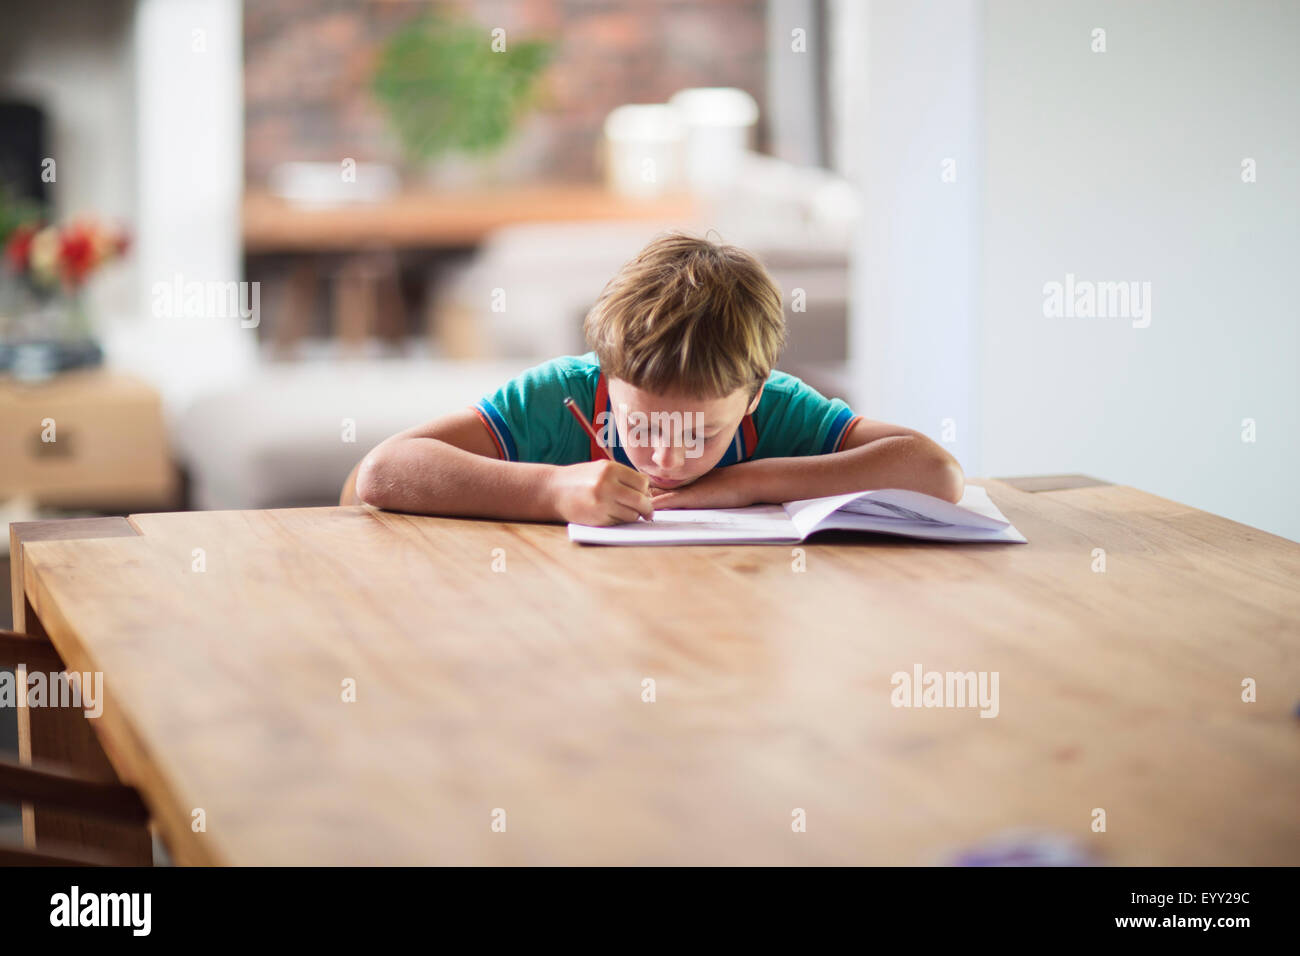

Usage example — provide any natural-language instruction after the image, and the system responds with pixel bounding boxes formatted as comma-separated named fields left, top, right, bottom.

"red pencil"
left=563, top=396, right=653, bottom=521
left=563, top=396, right=614, bottom=461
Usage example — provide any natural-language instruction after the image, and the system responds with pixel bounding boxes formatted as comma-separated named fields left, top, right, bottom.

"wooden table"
left=9, top=478, right=1300, bottom=865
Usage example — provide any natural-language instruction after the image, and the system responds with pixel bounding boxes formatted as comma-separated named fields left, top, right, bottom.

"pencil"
left=563, top=396, right=652, bottom=521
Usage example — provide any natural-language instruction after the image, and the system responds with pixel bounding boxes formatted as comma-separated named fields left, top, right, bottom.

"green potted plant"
left=371, top=11, right=552, bottom=187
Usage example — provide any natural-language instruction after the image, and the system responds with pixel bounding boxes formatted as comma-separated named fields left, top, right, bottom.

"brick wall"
left=243, top=0, right=769, bottom=186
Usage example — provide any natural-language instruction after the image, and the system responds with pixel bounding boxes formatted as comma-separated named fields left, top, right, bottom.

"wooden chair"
left=0, top=629, right=150, bottom=865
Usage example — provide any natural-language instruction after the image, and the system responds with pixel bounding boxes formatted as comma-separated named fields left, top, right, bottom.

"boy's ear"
left=746, top=384, right=764, bottom=415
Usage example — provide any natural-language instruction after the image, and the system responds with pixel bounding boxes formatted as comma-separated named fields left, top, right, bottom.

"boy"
left=352, top=233, right=963, bottom=525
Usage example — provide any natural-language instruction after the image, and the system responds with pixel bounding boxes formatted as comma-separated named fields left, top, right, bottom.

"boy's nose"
left=652, top=441, right=685, bottom=471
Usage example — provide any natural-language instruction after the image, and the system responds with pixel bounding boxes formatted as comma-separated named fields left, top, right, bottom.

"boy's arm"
left=354, top=408, right=655, bottom=524
left=655, top=418, right=964, bottom=507
left=354, top=407, right=563, bottom=520
left=756, top=418, right=964, bottom=502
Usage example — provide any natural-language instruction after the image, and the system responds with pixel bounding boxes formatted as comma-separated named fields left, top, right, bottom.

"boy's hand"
left=549, top=460, right=655, bottom=526
left=650, top=465, right=760, bottom=510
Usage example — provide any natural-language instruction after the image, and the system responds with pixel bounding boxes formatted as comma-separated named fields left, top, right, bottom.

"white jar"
left=602, top=104, right=684, bottom=199
left=668, top=87, right=759, bottom=196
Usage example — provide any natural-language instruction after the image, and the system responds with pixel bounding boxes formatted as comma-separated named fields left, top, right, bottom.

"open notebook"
left=568, top=485, right=1027, bottom=546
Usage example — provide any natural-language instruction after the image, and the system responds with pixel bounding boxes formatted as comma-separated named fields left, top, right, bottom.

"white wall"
left=848, top=0, right=984, bottom=477
left=848, top=0, right=1299, bottom=541
left=982, top=0, right=1299, bottom=541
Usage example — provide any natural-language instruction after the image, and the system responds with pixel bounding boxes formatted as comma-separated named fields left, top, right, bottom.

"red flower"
left=58, top=222, right=98, bottom=287
left=4, top=223, right=37, bottom=272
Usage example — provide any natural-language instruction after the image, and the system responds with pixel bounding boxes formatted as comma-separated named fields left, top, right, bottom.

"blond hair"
left=583, top=232, right=787, bottom=400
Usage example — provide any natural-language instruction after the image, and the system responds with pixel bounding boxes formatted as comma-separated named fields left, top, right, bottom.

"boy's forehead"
left=609, top=378, right=748, bottom=416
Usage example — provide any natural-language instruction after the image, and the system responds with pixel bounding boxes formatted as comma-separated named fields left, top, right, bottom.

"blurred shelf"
left=242, top=185, right=699, bottom=254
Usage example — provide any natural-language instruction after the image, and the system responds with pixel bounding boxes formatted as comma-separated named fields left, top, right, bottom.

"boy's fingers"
left=614, top=464, right=651, bottom=494
left=615, top=486, right=655, bottom=520
left=609, top=502, right=642, bottom=525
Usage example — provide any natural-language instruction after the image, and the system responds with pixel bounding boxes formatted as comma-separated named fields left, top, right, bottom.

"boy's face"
left=605, top=378, right=763, bottom=489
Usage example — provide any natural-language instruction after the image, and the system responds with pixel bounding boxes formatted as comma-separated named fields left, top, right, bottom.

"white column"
left=766, top=0, right=824, bottom=168
left=110, top=0, right=252, bottom=416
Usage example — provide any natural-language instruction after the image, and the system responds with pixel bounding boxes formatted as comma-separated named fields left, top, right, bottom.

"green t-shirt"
left=472, top=352, right=861, bottom=467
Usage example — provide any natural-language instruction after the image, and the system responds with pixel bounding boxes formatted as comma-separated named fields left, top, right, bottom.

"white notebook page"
left=568, top=486, right=1026, bottom=546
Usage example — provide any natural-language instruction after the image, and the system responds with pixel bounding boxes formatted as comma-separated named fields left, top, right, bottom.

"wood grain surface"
left=16, top=480, right=1300, bottom=864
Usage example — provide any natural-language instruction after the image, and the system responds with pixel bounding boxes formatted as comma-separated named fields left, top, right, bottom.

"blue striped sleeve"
left=471, top=355, right=598, bottom=464
left=473, top=397, right=518, bottom=461
left=821, top=406, right=859, bottom=454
